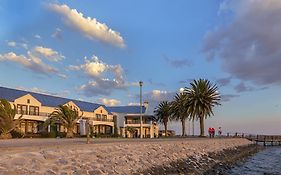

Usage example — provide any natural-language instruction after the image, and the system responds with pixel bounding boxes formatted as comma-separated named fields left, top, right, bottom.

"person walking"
left=218, top=127, right=222, bottom=137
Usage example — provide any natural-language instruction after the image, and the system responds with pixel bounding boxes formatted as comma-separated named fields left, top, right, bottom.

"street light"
left=139, top=81, right=143, bottom=139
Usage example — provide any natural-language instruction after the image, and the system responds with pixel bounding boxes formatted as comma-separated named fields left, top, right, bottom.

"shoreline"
left=140, top=143, right=262, bottom=175
left=0, top=138, right=254, bottom=174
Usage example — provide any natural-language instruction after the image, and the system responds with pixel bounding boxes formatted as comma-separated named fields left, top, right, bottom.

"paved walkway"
left=0, top=137, right=207, bottom=151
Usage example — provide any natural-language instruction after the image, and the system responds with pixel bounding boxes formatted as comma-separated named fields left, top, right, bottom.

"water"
left=228, top=147, right=281, bottom=175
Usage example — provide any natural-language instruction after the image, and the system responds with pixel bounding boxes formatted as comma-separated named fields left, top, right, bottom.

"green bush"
left=11, top=129, right=24, bottom=138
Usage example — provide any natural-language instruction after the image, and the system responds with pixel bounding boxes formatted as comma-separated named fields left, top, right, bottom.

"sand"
left=0, top=138, right=252, bottom=175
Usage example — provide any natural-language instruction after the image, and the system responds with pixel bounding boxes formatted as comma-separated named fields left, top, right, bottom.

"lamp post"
left=139, top=81, right=143, bottom=139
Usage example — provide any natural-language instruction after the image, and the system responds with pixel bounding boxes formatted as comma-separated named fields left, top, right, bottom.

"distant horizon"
left=1, top=0, right=281, bottom=135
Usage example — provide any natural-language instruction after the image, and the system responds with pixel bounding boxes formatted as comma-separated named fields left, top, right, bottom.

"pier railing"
left=225, top=132, right=281, bottom=146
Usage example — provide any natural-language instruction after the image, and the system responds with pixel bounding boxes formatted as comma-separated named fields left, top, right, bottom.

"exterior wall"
left=114, top=114, right=159, bottom=138
left=9, top=94, right=115, bottom=137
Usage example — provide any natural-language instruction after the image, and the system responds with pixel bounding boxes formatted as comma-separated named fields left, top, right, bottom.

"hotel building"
left=0, top=86, right=158, bottom=138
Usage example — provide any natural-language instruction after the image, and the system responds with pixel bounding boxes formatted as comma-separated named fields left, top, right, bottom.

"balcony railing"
left=92, top=118, right=114, bottom=122
left=16, top=111, right=51, bottom=117
left=16, top=111, right=114, bottom=122
left=126, top=120, right=152, bottom=124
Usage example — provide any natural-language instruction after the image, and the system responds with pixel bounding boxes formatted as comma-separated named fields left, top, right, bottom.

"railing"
left=126, top=120, right=152, bottom=124
left=92, top=118, right=114, bottom=122
left=16, top=111, right=51, bottom=117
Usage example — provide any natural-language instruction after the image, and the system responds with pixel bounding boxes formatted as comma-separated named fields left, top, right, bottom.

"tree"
left=0, top=99, right=22, bottom=139
left=185, top=79, right=221, bottom=137
left=170, top=93, right=190, bottom=136
left=126, top=126, right=136, bottom=138
left=154, top=101, right=171, bottom=137
left=46, top=105, right=83, bottom=138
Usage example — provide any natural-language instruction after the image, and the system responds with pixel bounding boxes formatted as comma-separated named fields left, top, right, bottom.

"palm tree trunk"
left=181, top=118, right=186, bottom=136
left=199, top=116, right=204, bottom=137
left=164, top=122, right=168, bottom=137
left=66, top=127, right=74, bottom=138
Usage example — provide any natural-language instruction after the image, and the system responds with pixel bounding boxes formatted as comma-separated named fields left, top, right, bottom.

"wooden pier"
left=247, top=135, right=281, bottom=146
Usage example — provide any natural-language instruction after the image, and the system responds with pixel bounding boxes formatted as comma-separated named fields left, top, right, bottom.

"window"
left=27, top=99, right=30, bottom=104
left=20, top=122, right=26, bottom=133
left=33, top=122, right=38, bottom=133
left=27, top=122, right=33, bottom=133
left=96, top=114, right=101, bottom=119
left=102, top=114, right=107, bottom=120
left=17, top=105, right=28, bottom=115
left=29, top=106, right=39, bottom=115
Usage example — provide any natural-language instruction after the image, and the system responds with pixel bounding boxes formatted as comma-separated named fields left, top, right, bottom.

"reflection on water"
left=228, top=147, right=281, bottom=175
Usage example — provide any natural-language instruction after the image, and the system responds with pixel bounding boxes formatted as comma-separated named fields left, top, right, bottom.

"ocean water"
left=228, top=147, right=281, bottom=175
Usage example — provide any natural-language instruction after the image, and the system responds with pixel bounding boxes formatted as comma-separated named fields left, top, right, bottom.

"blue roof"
left=107, top=106, right=146, bottom=114
left=0, top=86, right=110, bottom=113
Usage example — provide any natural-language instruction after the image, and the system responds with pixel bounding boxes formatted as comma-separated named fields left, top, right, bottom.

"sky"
left=0, top=0, right=281, bottom=135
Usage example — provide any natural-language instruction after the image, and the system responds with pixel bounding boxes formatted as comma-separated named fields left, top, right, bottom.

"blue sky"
left=1, top=0, right=281, bottom=134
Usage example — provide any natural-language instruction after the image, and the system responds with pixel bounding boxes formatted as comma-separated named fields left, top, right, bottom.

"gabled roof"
left=107, top=106, right=146, bottom=114
left=0, top=86, right=110, bottom=113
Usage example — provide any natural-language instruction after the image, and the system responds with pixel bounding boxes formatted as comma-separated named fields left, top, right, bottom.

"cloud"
left=128, top=102, right=140, bottom=106
left=97, top=98, right=121, bottom=106
left=79, top=78, right=126, bottom=96
left=0, top=51, right=64, bottom=77
left=34, top=34, right=41, bottom=39
left=6, top=41, right=28, bottom=49
left=234, top=82, right=254, bottom=93
left=216, top=77, right=232, bottom=87
left=70, top=55, right=128, bottom=96
left=16, top=86, right=69, bottom=97
left=33, top=46, right=64, bottom=62
left=202, top=0, right=281, bottom=86
left=163, top=55, right=192, bottom=68
left=7, top=41, right=16, bottom=47
left=132, top=89, right=175, bottom=114
left=52, top=28, right=62, bottom=39
left=21, top=43, right=28, bottom=49
left=70, top=55, right=124, bottom=82
left=48, top=3, right=125, bottom=48
left=221, top=94, right=239, bottom=102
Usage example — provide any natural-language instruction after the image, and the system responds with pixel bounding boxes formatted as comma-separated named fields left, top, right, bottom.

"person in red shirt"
left=211, top=127, right=215, bottom=138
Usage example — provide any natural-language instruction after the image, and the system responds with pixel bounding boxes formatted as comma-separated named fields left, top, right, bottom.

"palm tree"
left=154, top=101, right=171, bottom=137
left=170, top=93, right=190, bottom=136
left=185, top=79, right=221, bottom=137
left=0, top=99, right=22, bottom=139
left=126, top=126, right=136, bottom=138
left=46, top=105, right=83, bottom=138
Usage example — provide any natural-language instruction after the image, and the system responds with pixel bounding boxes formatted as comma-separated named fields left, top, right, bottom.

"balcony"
left=126, top=120, right=152, bottom=125
left=92, top=117, right=113, bottom=122
left=16, top=111, right=51, bottom=117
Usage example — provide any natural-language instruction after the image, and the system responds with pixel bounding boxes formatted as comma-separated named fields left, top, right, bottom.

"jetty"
left=247, top=135, right=281, bottom=146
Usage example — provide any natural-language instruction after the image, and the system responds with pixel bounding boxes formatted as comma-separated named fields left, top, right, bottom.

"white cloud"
left=69, top=55, right=108, bottom=77
left=52, top=28, right=62, bottom=39
left=21, top=43, right=28, bottom=49
left=48, top=4, right=125, bottom=48
left=70, top=55, right=125, bottom=83
left=0, top=51, right=63, bottom=77
left=7, top=41, right=16, bottom=47
left=34, top=34, right=41, bottom=39
left=98, top=98, right=121, bottom=106
left=33, top=46, right=64, bottom=62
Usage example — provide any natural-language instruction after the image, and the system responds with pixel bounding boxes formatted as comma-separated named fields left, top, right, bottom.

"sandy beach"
left=0, top=138, right=253, bottom=175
